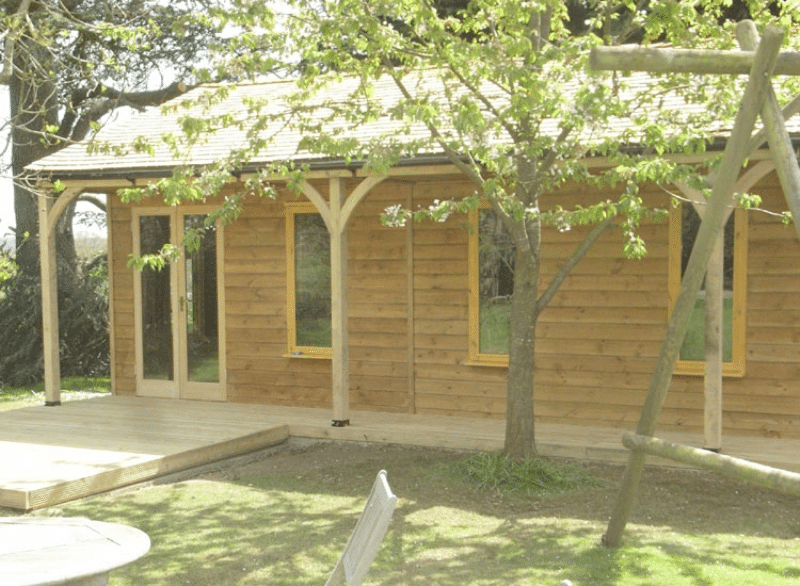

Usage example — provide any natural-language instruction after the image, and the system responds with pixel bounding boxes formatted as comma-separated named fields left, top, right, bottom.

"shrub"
left=0, top=254, right=109, bottom=387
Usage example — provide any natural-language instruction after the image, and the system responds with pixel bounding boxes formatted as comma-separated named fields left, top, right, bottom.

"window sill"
left=283, top=351, right=332, bottom=360
left=464, top=357, right=509, bottom=368
left=674, top=360, right=745, bottom=378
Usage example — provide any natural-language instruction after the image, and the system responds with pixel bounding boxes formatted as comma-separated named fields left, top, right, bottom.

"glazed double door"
left=133, top=208, right=226, bottom=401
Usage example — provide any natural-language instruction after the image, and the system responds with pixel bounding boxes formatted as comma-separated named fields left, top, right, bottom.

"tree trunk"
left=9, top=40, right=79, bottom=278
left=8, top=65, right=41, bottom=276
left=503, top=224, right=540, bottom=459
left=503, top=155, right=542, bottom=459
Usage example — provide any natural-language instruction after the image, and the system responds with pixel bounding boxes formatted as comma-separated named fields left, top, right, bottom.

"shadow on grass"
left=48, top=447, right=800, bottom=586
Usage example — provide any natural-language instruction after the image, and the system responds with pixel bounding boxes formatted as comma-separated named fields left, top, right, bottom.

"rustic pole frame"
left=736, top=22, right=800, bottom=243
left=622, top=432, right=800, bottom=497
left=593, top=24, right=786, bottom=547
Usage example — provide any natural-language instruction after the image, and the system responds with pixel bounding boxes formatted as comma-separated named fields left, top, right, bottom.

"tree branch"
left=440, top=57, right=521, bottom=143
left=97, top=80, right=190, bottom=111
left=386, top=68, right=487, bottom=189
left=536, top=213, right=615, bottom=314
left=0, top=0, right=34, bottom=85
left=77, top=194, right=107, bottom=213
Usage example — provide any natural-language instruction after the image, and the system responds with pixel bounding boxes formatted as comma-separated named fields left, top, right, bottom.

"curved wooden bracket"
left=45, top=187, right=85, bottom=237
left=298, top=182, right=333, bottom=232
left=340, top=175, right=388, bottom=228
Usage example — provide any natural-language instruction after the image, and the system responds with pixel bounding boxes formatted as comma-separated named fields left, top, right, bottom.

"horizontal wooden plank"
left=413, top=274, right=467, bottom=290
left=538, top=306, right=666, bottom=325
left=413, top=244, right=467, bottom=260
left=546, top=289, right=666, bottom=309
left=414, top=290, right=469, bottom=305
left=537, top=322, right=667, bottom=342
left=748, top=308, right=800, bottom=326
left=414, top=259, right=468, bottom=275
left=749, top=275, right=800, bottom=293
left=747, top=343, right=800, bottom=363
left=412, top=228, right=469, bottom=245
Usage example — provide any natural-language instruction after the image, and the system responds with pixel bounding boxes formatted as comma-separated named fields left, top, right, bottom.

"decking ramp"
left=0, top=396, right=289, bottom=510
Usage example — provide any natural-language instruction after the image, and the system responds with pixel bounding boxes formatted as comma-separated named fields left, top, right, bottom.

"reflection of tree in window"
left=295, top=214, right=331, bottom=347
left=184, top=215, right=219, bottom=383
left=140, top=215, right=173, bottom=380
left=680, top=204, right=735, bottom=361
left=478, top=209, right=514, bottom=354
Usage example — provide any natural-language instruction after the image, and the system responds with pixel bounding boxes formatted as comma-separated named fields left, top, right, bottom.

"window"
left=286, top=203, right=331, bottom=357
left=468, top=205, right=514, bottom=366
left=668, top=202, right=747, bottom=376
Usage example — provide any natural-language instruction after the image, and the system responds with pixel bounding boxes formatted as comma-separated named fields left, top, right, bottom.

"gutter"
left=26, top=154, right=462, bottom=184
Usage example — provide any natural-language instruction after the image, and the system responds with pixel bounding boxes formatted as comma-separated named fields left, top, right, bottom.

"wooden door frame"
left=131, top=206, right=227, bottom=401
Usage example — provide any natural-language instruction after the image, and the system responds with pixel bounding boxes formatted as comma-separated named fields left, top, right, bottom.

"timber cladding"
left=107, top=169, right=800, bottom=439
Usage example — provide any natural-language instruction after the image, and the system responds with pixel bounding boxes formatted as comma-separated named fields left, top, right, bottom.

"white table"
left=0, top=517, right=150, bottom=586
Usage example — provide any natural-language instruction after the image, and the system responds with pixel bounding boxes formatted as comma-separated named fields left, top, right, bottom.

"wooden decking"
left=2, top=395, right=799, bottom=510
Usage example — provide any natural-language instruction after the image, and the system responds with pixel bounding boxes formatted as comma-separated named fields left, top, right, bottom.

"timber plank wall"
left=107, top=170, right=800, bottom=439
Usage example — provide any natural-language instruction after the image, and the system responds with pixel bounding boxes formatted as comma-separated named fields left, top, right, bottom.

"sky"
left=0, top=85, right=108, bottom=242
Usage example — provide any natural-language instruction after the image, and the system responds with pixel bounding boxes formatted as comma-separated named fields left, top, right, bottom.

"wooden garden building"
left=26, top=72, right=800, bottom=451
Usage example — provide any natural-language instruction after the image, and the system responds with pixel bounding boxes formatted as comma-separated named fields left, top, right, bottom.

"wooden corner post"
left=38, top=185, right=85, bottom=406
left=38, top=192, right=61, bottom=406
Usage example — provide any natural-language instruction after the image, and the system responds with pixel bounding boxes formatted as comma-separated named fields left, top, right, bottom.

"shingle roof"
left=25, top=68, right=793, bottom=179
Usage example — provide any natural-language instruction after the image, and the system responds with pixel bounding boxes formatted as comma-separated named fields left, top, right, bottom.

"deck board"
left=0, top=396, right=290, bottom=510
left=1, top=395, right=799, bottom=510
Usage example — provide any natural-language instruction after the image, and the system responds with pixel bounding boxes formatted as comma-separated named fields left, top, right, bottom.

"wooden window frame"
left=668, top=202, right=747, bottom=377
left=468, top=203, right=511, bottom=367
left=285, top=202, right=332, bottom=359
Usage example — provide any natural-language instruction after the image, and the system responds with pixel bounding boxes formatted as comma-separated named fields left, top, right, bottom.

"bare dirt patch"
left=179, top=438, right=800, bottom=540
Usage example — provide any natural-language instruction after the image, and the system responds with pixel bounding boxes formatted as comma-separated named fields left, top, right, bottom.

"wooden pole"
left=590, top=45, right=800, bottom=76
left=674, top=185, right=730, bottom=451
left=603, top=26, right=784, bottom=548
left=300, top=175, right=386, bottom=426
left=623, top=433, right=800, bottom=497
left=38, top=192, right=61, bottom=406
left=329, top=177, right=350, bottom=426
left=703, top=233, right=724, bottom=451
left=736, top=22, right=800, bottom=243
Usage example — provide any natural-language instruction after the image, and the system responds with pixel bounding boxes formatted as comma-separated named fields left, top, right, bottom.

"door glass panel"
left=140, top=215, right=173, bottom=380
left=184, top=215, right=220, bottom=382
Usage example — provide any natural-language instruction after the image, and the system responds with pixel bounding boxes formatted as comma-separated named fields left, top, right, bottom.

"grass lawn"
left=0, top=376, right=110, bottom=411
left=2, top=442, right=798, bottom=585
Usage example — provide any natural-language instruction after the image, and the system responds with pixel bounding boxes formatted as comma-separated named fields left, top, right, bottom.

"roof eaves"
left=32, top=154, right=463, bottom=184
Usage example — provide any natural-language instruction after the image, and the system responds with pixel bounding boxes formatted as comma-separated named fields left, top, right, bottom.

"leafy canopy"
left=122, top=0, right=800, bottom=261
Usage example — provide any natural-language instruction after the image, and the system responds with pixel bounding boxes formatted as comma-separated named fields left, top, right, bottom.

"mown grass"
left=0, top=376, right=110, bottom=411
left=5, top=443, right=798, bottom=586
